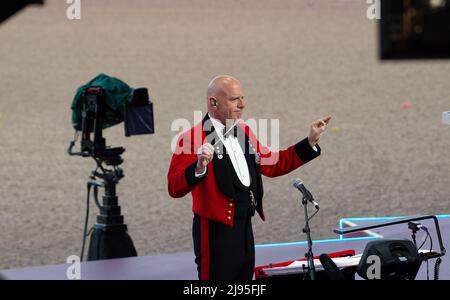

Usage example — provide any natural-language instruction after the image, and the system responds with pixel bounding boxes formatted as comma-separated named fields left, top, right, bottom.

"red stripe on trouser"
left=200, top=216, right=210, bottom=280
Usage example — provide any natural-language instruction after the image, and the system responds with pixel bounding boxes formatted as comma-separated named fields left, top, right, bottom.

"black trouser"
left=193, top=202, right=255, bottom=280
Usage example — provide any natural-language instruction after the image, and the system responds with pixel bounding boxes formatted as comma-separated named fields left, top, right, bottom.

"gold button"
left=229, top=203, right=233, bottom=207
left=227, top=210, right=232, bottom=215
left=227, top=216, right=231, bottom=221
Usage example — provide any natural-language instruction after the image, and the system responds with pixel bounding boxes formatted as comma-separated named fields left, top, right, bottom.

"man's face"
left=214, top=81, right=245, bottom=124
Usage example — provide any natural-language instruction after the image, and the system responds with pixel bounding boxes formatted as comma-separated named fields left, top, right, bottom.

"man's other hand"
left=196, top=143, right=214, bottom=174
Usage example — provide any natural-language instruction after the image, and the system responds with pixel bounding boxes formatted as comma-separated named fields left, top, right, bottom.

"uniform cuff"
left=185, top=161, right=207, bottom=187
left=195, top=166, right=207, bottom=178
left=294, top=137, right=321, bottom=163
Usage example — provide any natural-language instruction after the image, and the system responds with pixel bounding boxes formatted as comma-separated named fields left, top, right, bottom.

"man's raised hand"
left=308, top=115, right=331, bottom=148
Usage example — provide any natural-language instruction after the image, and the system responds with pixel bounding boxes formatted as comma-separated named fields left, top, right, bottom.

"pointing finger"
left=322, top=115, right=332, bottom=124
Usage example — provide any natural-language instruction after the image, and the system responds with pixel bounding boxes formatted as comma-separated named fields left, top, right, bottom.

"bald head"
left=206, top=75, right=245, bottom=124
left=207, top=75, right=241, bottom=99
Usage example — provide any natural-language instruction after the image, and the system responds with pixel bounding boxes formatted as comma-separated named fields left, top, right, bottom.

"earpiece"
left=213, top=99, right=218, bottom=106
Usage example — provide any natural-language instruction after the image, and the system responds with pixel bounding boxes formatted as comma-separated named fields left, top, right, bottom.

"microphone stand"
left=301, top=194, right=319, bottom=280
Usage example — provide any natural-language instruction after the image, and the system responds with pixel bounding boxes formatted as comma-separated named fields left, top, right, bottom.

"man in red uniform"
left=167, top=75, right=331, bottom=280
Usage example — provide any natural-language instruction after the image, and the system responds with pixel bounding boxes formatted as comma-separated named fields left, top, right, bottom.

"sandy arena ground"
left=1, top=0, right=450, bottom=269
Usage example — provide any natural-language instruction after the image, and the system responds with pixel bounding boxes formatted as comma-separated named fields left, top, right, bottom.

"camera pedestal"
left=87, top=155, right=137, bottom=261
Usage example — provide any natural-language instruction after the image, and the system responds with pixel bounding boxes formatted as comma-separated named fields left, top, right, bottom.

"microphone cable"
left=80, top=182, right=92, bottom=262
left=418, top=226, right=433, bottom=280
left=434, top=257, right=442, bottom=280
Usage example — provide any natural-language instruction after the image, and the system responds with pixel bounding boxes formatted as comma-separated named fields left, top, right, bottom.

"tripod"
left=84, top=149, right=137, bottom=261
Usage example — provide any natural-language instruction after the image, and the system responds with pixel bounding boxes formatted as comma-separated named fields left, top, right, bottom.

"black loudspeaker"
left=319, top=253, right=347, bottom=280
left=357, top=239, right=422, bottom=280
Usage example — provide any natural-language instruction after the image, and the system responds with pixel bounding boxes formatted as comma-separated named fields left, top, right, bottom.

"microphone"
left=292, top=178, right=319, bottom=209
